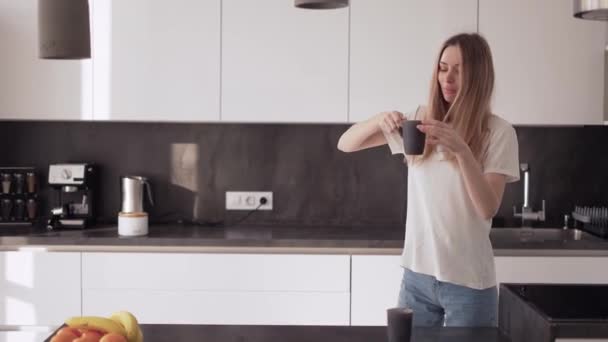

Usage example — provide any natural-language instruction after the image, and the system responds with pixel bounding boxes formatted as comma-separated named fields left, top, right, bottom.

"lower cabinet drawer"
left=83, top=289, right=350, bottom=325
left=0, top=251, right=81, bottom=325
left=82, top=252, right=351, bottom=325
left=82, top=252, right=350, bottom=292
left=350, top=255, right=403, bottom=326
left=495, top=257, right=608, bottom=284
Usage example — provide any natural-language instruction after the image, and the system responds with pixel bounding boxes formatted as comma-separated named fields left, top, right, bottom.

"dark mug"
left=387, top=307, right=413, bottom=342
left=26, top=172, right=36, bottom=193
left=1, top=173, right=11, bottom=194
left=402, top=120, right=426, bottom=155
left=14, top=199, right=25, bottom=221
left=27, top=198, right=37, bottom=220
left=13, top=173, right=24, bottom=194
left=1, top=198, right=12, bottom=221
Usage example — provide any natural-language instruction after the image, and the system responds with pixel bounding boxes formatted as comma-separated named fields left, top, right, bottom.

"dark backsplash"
left=1, top=121, right=607, bottom=229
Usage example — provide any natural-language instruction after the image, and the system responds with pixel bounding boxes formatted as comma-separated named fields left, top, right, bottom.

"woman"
left=337, top=33, right=519, bottom=327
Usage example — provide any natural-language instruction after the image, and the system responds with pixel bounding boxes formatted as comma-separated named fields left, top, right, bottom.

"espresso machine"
left=47, top=163, right=97, bottom=230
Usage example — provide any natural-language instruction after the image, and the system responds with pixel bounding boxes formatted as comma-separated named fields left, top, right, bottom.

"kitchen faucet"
left=513, top=163, right=546, bottom=226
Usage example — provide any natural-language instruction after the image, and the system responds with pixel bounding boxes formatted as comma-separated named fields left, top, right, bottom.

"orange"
left=50, top=327, right=83, bottom=342
left=99, top=333, right=128, bottom=342
left=50, top=331, right=77, bottom=342
left=73, top=330, right=103, bottom=342
left=78, top=329, right=104, bottom=337
left=56, top=327, right=82, bottom=337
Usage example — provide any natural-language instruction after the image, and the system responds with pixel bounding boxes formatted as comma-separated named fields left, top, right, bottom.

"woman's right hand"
left=377, top=111, right=406, bottom=134
left=337, top=110, right=406, bottom=152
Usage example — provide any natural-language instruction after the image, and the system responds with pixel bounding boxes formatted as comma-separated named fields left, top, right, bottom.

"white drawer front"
left=83, top=289, right=350, bottom=325
left=82, top=253, right=350, bottom=292
left=0, top=251, right=81, bottom=325
left=351, top=255, right=403, bottom=326
left=496, top=257, right=608, bottom=284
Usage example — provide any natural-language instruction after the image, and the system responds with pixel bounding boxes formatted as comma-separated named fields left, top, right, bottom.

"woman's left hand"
left=417, top=119, right=470, bottom=158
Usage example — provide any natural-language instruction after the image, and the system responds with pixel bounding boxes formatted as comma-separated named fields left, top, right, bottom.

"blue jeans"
left=397, top=268, right=498, bottom=327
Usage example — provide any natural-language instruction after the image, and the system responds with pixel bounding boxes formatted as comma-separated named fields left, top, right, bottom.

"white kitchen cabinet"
left=350, top=255, right=403, bottom=326
left=83, top=290, right=348, bottom=325
left=82, top=253, right=350, bottom=325
left=92, top=0, right=220, bottom=121
left=495, top=256, right=608, bottom=284
left=0, top=0, right=92, bottom=120
left=351, top=254, right=608, bottom=326
left=0, top=251, right=81, bottom=326
left=349, top=0, right=477, bottom=123
left=221, top=0, right=348, bottom=123
left=479, top=0, right=607, bottom=125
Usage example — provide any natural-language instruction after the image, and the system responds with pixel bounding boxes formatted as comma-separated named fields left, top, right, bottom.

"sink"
left=490, top=228, right=601, bottom=243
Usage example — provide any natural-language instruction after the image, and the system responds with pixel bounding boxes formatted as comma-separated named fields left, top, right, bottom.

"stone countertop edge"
left=1, top=243, right=608, bottom=256
left=0, top=224, right=607, bottom=256
left=0, top=243, right=403, bottom=255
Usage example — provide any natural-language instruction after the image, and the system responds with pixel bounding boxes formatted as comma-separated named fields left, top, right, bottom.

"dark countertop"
left=136, top=325, right=511, bottom=342
left=0, top=224, right=404, bottom=254
left=1, top=223, right=607, bottom=256
left=30, top=325, right=509, bottom=342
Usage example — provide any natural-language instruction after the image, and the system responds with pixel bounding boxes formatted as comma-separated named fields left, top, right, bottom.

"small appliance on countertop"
left=47, top=163, right=97, bottom=230
left=118, top=175, right=154, bottom=236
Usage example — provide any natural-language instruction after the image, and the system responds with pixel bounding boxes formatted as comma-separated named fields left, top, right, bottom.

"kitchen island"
left=139, top=325, right=511, bottom=342
left=10, top=325, right=510, bottom=342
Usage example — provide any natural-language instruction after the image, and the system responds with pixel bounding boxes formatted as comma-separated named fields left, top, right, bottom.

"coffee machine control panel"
left=48, top=164, right=87, bottom=185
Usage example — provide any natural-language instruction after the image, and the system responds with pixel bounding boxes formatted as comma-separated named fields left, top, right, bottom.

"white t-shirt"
left=400, top=111, right=520, bottom=290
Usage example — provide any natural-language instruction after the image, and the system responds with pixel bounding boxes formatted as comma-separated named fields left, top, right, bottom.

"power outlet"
left=225, top=191, right=273, bottom=211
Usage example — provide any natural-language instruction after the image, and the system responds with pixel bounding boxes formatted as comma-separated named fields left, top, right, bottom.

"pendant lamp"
left=295, top=0, right=349, bottom=9
left=38, top=0, right=91, bottom=59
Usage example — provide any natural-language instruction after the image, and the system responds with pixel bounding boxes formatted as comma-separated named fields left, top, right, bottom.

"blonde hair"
left=416, top=33, right=494, bottom=164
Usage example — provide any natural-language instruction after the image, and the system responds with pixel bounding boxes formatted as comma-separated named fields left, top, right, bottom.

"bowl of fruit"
left=45, top=311, right=143, bottom=342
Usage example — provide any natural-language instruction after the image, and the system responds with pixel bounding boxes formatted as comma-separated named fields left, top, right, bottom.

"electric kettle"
left=121, top=176, right=154, bottom=213
left=119, top=176, right=153, bottom=236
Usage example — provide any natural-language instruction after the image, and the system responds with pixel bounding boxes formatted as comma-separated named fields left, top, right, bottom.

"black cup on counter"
left=387, top=307, right=413, bottom=342
left=1, top=198, right=12, bottom=221
left=402, top=120, right=426, bottom=155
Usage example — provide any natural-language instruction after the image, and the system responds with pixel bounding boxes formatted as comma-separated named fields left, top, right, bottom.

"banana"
left=136, top=326, right=144, bottom=342
left=109, top=311, right=141, bottom=342
left=65, top=316, right=128, bottom=337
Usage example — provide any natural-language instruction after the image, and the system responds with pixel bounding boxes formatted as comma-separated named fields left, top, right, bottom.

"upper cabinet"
left=0, top=0, right=92, bottom=120
left=480, top=0, right=607, bottom=125
left=349, top=0, right=477, bottom=123
left=221, top=0, right=348, bottom=123
left=1, top=0, right=606, bottom=125
left=92, top=0, right=220, bottom=121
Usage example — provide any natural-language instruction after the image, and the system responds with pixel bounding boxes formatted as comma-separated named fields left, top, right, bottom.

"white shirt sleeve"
left=482, top=121, right=520, bottom=183
left=382, top=130, right=405, bottom=155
